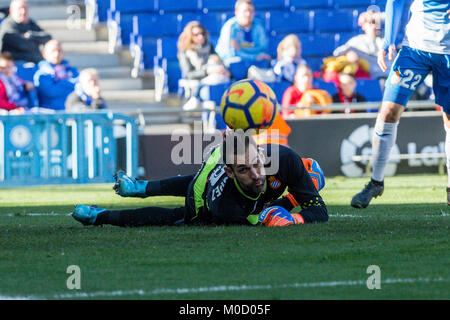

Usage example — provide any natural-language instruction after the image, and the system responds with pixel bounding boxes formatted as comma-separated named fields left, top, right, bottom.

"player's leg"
left=72, top=205, right=187, bottom=226
left=433, top=53, right=450, bottom=204
left=441, top=112, right=450, bottom=204
left=351, top=101, right=404, bottom=208
left=351, top=46, right=431, bottom=208
left=114, top=172, right=195, bottom=198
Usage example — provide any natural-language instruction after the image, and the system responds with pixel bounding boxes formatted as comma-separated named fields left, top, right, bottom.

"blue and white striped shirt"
left=383, top=0, right=450, bottom=54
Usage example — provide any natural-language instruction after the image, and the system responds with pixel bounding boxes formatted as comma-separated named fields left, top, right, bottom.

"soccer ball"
left=220, top=79, right=278, bottom=131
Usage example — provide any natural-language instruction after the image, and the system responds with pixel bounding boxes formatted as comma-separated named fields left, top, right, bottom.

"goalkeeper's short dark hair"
left=221, top=130, right=258, bottom=166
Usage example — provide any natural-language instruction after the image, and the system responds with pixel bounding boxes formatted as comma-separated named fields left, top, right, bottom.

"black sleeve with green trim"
left=269, top=146, right=328, bottom=223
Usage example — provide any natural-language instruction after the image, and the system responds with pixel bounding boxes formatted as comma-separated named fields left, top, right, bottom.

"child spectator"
left=332, top=73, right=367, bottom=113
left=333, top=10, right=389, bottom=82
left=65, top=68, right=106, bottom=111
left=215, top=0, right=271, bottom=80
left=34, top=39, right=79, bottom=111
left=0, top=51, right=36, bottom=111
left=321, top=51, right=371, bottom=86
left=273, top=34, right=307, bottom=83
left=281, top=65, right=332, bottom=118
left=0, top=0, right=52, bottom=64
left=178, top=21, right=230, bottom=110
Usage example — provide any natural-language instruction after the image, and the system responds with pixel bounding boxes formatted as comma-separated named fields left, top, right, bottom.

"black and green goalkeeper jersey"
left=184, top=144, right=328, bottom=225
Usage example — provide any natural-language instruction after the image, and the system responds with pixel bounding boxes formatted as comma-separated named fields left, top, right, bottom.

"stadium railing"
left=0, top=112, right=138, bottom=188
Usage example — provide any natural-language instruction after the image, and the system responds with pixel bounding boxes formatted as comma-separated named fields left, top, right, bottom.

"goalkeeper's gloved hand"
left=113, top=171, right=149, bottom=198
left=258, top=206, right=304, bottom=227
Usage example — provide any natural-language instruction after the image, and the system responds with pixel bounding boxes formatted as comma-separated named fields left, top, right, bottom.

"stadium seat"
left=110, top=0, right=157, bottom=13
left=298, top=34, right=335, bottom=58
left=305, top=57, right=324, bottom=72
left=16, top=64, right=38, bottom=82
left=135, top=36, right=158, bottom=70
left=268, top=10, right=312, bottom=35
left=252, top=0, right=286, bottom=10
left=313, top=79, right=338, bottom=96
left=355, top=78, right=383, bottom=102
left=313, top=9, right=358, bottom=33
left=207, top=83, right=231, bottom=105
left=288, top=0, right=330, bottom=10
left=268, top=81, right=291, bottom=102
left=267, top=34, right=285, bottom=57
left=165, top=59, right=182, bottom=93
left=156, top=37, right=178, bottom=61
left=201, top=0, right=236, bottom=12
left=157, top=0, right=201, bottom=12
left=132, top=13, right=180, bottom=39
left=179, top=12, right=230, bottom=36
left=333, top=0, right=375, bottom=8
left=85, top=0, right=110, bottom=23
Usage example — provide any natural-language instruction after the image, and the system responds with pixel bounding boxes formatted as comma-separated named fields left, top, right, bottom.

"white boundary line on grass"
left=1, top=277, right=447, bottom=300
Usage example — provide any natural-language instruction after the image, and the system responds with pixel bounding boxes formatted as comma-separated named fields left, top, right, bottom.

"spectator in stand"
left=332, top=73, right=367, bottom=113
left=273, top=34, right=307, bottom=83
left=0, top=51, right=36, bottom=112
left=0, top=0, right=52, bottom=64
left=178, top=21, right=230, bottom=110
left=281, top=64, right=332, bottom=118
left=215, top=0, right=271, bottom=80
left=34, top=39, right=79, bottom=111
left=65, top=68, right=106, bottom=111
left=331, top=10, right=389, bottom=85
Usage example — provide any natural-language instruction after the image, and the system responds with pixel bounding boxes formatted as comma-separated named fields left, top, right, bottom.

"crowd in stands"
left=176, top=0, right=431, bottom=119
left=0, top=0, right=105, bottom=114
left=0, top=0, right=434, bottom=120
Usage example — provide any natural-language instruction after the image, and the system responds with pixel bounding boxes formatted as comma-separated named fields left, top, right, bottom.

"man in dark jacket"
left=0, top=0, right=52, bottom=63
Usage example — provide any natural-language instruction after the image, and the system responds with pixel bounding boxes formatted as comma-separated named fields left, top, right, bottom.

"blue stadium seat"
left=267, top=34, right=285, bottom=57
left=288, top=0, right=330, bottom=10
left=165, top=59, right=182, bottom=93
left=306, top=57, right=324, bottom=72
left=253, top=0, right=286, bottom=10
left=268, top=10, right=312, bottom=34
left=138, top=36, right=159, bottom=69
left=298, top=34, right=335, bottom=57
left=86, top=0, right=110, bottom=23
left=313, top=9, right=358, bottom=33
left=313, top=79, right=338, bottom=96
left=16, top=64, right=38, bottom=82
left=356, top=78, right=383, bottom=102
left=132, top=13, right=180, bottom=39
left=201, top=0, right=236, bottom=12
left=112, top=12, right=134, bottom=46
left=157, top=0, right=201, bottom=12
left=110, top=0, right=157, bottom=12
left=156, top=37, right=179, bottom=61
left=179, top=11, right=234, bottom=36
left=268, top=81, right=291, bottom=102
left=333, top=0, right=375, bottom=8
left=207, top=83, right=231, bottom=105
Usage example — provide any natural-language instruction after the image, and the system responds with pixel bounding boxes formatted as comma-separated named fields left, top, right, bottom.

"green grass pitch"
left=0, top=174, right=449, bottom=300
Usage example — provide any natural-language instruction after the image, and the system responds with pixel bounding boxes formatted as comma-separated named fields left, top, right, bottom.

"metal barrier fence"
left=0, top=112, right=138, bottom=188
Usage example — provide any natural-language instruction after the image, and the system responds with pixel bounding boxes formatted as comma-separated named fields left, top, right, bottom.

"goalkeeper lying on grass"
left=72, top=131, right=328, bottom=227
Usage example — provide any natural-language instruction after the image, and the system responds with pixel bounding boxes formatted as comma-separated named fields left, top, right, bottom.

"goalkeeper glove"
left=113, top=171, right=149, bottom=198
left=258, top=206, right=304, bottom=227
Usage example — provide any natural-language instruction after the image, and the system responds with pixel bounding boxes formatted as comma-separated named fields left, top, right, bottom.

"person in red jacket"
left=0, top=52, right=34, bottom=111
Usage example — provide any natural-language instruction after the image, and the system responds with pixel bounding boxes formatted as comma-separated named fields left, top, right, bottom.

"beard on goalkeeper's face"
left=226, top=146, right=267, bottom=195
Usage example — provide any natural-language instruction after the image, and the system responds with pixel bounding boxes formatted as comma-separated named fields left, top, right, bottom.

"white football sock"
left=371, top=120, right=399, bottom=182
left=444, top=126, right=450, bottom=187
